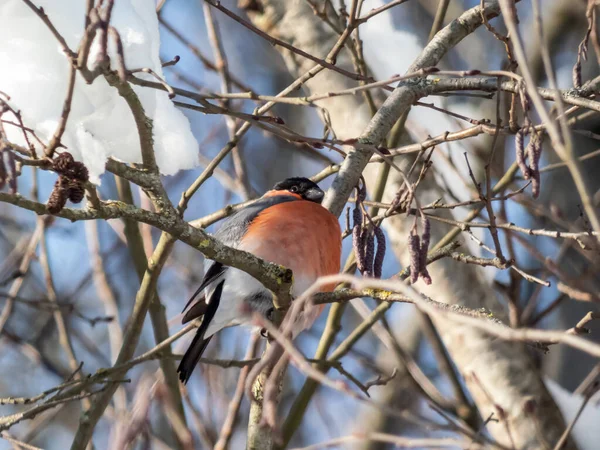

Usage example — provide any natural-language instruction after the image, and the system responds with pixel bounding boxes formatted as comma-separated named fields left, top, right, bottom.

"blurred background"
left=0, top=0, right=599, bottom=449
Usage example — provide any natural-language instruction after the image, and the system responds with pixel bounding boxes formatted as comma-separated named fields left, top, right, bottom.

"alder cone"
left=52, top=152, right=74, bottom=174
left=52, top=152, right=89, bottom=182
left=46, top=177, right=68, bottom=214
left=71, top=161, right=89, bottom=182
left=67, top=179, right=85, bottom=203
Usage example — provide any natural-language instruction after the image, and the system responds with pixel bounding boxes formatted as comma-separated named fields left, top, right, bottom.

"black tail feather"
left=177, top=280, right=224, bottom=384
left=177, top=333, right=213, bottom=383
left=182, top=300, right=208, bottom=324
left=181, top=262, right=225, bottom=313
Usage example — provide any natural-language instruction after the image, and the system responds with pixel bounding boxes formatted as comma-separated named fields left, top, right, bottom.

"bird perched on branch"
left=177, top=177, right=342, bottom=383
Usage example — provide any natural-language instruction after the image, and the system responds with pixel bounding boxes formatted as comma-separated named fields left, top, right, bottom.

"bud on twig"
left=573, top=29, right=590, bottom=89
left=108, top=27, right=127, bottom=83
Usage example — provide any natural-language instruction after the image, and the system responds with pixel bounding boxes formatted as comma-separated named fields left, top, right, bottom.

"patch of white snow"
left=0, top=0, right=198, bottom=184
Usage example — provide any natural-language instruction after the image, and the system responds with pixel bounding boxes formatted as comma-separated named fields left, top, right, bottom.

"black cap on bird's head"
left=272, top=177, right=324, bottom=204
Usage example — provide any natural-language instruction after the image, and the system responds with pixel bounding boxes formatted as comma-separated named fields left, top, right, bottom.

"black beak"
left=304, top=187, right=325, bottom=203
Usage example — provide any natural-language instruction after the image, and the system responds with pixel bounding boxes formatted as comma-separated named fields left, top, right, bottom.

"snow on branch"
left=0, top=0, right=198, bottom=183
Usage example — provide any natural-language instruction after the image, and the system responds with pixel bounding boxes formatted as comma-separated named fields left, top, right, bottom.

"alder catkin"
left=6, top=152, right=17, bottom=194
left=373, top=226, right=386, bottom=278
left=352, top=206, right=366, bottom=273
left=515, top=129, right=530, bottom=180
left=419, top=217, right=431, bottom=269
left=408, top=233, right=421, bottom=284
left=0, top=153, right=6, bottom=190
left=527, top=135, right=542, bottom=198
left=363, top=228, right=375, bottom=277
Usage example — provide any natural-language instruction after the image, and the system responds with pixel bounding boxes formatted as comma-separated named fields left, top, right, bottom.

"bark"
left=243, top=1, right=575, bottom=448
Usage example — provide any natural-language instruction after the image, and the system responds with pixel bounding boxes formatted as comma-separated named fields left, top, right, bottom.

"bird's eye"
left=289, top=186, right=298, bottom=193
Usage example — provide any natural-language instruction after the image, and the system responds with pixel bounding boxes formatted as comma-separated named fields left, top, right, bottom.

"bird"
left=177, top=177, right=342, bottom=384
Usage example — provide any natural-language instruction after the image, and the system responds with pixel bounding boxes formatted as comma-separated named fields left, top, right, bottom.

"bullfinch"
left=177, top=177, right=342, bottom=383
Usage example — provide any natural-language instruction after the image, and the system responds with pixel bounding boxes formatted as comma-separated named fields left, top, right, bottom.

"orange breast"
left=239, top=200, right=341, bottom=293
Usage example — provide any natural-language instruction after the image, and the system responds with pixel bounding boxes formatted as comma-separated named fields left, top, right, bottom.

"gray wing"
left=214, top=195, right=299, bottom=246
